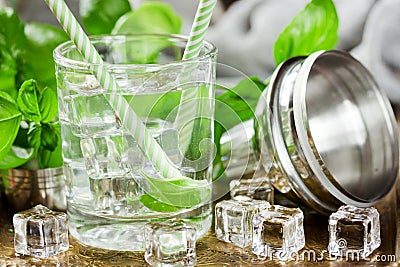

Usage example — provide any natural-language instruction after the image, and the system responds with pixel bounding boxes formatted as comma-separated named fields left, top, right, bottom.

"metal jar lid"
left=255, top=50, right=399, bottom=214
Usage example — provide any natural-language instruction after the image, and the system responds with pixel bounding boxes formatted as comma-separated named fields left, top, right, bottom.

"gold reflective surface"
left=2, top=106, right=400, bottom=266
left=0, top=185, right=399, bottom=266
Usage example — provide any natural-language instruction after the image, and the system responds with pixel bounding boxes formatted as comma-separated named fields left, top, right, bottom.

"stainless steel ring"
left=256, top=50, right=399, bottom=214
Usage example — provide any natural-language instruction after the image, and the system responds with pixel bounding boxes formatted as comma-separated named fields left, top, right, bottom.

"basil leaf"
left=37, top=144, right=62, bottom=169
left=13, top=125, right=30, bottom=148
left=0, top=7, right=25, bottom=58
left=40, top=123, right=59, bottom=151
left=215, top=77, right=266, bottom=132
left=140, top=194, right=182, bottom=212
left=112, top=2, right=182, bottom=63
left=0, top=91, right=21, bottom=161
left=80, top=0, right=131, bottom=35
left=0, top=7, right=26, bottom=97
left=273, top=0, right=338, bottom=65
left=37, top=122, right=62, bottom=169
left=27, top=123, right=41, bottom=149
left=17, top=79, right=41, bottom=123
left=0, top=146, right=34, bottom=169
left=17, top=81, right=57, bottom=123
left=38, top=87, right=58, bottom=123
left=0, top=47, right=17, bottom=98
left=23, top=23, right=68, bottom=89
left=112, top=2, right=182, bottom=35
left=141, top=172, right=210, bottom=208
left=212, top=77, right=266, bottom=180
left=125, top=89, right=181, bottom=119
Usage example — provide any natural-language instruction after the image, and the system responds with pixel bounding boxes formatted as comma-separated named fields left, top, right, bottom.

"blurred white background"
left=2, top=0, right=399, bottom=103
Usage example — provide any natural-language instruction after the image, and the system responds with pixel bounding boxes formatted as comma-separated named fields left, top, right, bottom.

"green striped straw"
left=182, top=0, right=217, bottom=60
left=175, top=0, right=217, bottom=155
left=45, top=0, right=182, bottom=179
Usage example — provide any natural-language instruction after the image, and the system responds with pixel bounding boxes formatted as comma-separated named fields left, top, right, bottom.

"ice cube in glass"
left=13, top=205, right=69, bottom=258
left=252, top=205, right=304, bottom=261
left=328, top=205, right=380, bottom=258
left=215, top=196, right=270, bottom=248
left=144, top=219, right=197, bottom=267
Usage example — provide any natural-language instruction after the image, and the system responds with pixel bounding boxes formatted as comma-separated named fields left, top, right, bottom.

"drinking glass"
left=54, top=34, right=216, bottom=251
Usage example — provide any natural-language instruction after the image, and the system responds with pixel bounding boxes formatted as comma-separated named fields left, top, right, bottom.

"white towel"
left=351, top=0, right=400, bottom=103
left=204, top=0, right=376, bottom=80
left=206, top=0, right=310, bottom=80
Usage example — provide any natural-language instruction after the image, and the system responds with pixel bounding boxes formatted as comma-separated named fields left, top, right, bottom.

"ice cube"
left=81, top=134, right=142, bottom=214
left=229, top=177, right=274, bottom=203
left=328, top=205, right=380, bottom=258
left=215, top=196, right=270, bottom=248
left=144, top=219, right=197, bottom=266
left=13, top=205, right=69, bottom=258
left=252, top=205, right=305, bottom=261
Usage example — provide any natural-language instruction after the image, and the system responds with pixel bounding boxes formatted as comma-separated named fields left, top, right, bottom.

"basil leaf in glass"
left=140, top=172, right=210, bottom=209
left=139, top=194, right=182, bottom=212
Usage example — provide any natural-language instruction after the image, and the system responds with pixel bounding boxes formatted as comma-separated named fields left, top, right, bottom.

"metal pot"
left=0, top=167, right=66, bottom=212
left=221, top=50, right=399, bottom=214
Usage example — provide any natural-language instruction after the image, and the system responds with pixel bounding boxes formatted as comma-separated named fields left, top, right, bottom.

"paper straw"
left=175, top=0, right=217, bottom=156
left=182, top=0, right=217, bottom=60
left=45, top=0, right=182, bottom=179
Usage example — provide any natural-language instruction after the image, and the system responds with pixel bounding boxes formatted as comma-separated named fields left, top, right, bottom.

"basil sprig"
left=141, top=0, right=340, bottom=212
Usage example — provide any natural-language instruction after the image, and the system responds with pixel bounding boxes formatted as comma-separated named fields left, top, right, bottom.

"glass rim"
left=53, top=33, right=217, bottom=70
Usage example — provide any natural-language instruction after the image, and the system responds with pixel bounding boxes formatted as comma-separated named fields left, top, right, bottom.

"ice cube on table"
left=229, top=177, right=274, bottom=203
left=215, top=196, right=271, bottom=248
left=144, top=219, right=197, bottom=267
left=13, top=205, right=69, bottom=258
left=328, top=205, right=380, bottom=258
left=252, top=205, right=305, bottom=261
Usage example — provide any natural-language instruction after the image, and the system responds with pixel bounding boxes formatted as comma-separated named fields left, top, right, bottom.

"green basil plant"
left=0, top=7, right=68, bottom=170
left=0, top=1, right=182, bottom=170
left=0, top=0, right=338, bottom=211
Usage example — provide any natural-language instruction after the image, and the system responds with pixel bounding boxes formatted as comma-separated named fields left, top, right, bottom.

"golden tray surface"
left=0, top=182, right=398, bottom=266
